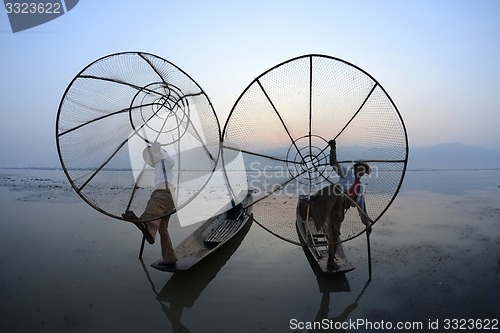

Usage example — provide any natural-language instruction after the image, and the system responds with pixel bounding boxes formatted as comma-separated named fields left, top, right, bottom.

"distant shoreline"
left=1, top=167, right=500, bottom=172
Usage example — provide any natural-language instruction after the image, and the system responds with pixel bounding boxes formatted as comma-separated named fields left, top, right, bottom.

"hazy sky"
left=1, top=0, right=499, bottom=167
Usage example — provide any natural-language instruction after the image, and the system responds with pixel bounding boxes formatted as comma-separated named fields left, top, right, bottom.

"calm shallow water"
left=0, top=169, right=499, bottom=332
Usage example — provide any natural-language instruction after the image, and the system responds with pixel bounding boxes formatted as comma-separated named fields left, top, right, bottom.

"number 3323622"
left=5, top=2, right=62, bottom=14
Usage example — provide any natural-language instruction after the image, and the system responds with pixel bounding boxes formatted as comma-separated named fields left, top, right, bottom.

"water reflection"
left=140, top=219, right=252, bottom=332
left=309, top=280, right=370, bottom=333
left=301, top=244, right=371, bottom=333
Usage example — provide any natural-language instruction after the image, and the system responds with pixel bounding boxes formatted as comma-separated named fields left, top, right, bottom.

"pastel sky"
left=1, top=0, right=499, bottom=167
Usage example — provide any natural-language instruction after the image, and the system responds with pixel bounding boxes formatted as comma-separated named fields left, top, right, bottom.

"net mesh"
left=57, top=52, right=220, bottom=221
left=222, top=55, right=408, bottom=245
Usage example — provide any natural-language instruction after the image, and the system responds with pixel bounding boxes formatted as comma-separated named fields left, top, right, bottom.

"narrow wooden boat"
left=296, top=195, right=354, bottom=274
left=152, top=191, right=253, bottom=272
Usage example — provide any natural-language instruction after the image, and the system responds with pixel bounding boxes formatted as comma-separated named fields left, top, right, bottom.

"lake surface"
left=0, top=169, right=499, bottom=332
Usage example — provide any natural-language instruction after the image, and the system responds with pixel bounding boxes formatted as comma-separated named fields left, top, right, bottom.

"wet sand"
left=0, top=169, right=499, bottom=332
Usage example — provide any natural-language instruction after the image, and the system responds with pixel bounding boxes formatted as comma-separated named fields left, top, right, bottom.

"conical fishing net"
left=57, top=52, right=220, bottom=221
left=222, top=54, right=408, bottom=245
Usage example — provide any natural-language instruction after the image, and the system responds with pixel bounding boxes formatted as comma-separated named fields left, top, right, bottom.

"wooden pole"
left=139, top=236, right=146, bottom=259
left=366, top=229, right=372, bottom=281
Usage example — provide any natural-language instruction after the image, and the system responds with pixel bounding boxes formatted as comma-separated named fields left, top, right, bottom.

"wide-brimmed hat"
left=142, top=143, right=165, bottom=167
left=353, top=161, right=371, bottom=174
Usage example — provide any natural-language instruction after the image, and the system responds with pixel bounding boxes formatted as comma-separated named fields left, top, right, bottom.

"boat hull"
left=152, top=191, right=253, bottom=272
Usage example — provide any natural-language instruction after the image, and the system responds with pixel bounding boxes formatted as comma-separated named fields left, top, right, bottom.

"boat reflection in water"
left=302, top=243, right=371, bottom=332
left=141, top=217, right=253, bottom=332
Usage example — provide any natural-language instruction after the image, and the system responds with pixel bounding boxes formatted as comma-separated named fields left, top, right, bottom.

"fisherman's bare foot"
left=134, top=221, right=155, bottom=244
left=157, top=261, right=177, bottom=269
left=122, top=210, right=139, bottom=221
left=122, top=211, right=155, bottom=244
left=327, top=261, right=339, bottom=271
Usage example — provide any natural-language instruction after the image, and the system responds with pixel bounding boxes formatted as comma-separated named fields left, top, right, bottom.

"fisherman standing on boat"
left=122, top=141, right=178, bottom=268
left=300, top=139, right=371, bottom=271
left=326, top=139, right=371, bottom=270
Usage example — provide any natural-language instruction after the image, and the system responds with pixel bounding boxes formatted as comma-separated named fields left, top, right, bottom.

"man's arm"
left=328, top=140, right=345, bottom=178
left=357, top=193, right=372, bottom=231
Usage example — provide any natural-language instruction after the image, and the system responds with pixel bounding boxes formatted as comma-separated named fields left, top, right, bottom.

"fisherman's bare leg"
left=326, top=196, right=344, bottom=270
left=159, top=215, right=177, bottom=263
left=138, top=189, right=167, bottom=243
left=149, top=188, right=177, bottom=264
left=140, top=188, right=177, bottom=263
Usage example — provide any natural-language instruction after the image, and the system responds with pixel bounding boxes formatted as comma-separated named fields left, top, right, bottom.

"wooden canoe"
left=152, top=191, right=253, bottom=272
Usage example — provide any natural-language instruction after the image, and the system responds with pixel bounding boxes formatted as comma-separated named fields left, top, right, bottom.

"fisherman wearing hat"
left=326, top=139, right=371, bottom=270
left=298, top=139, right=371, bottom=271
left=122, top=141, right=177, bottom=268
